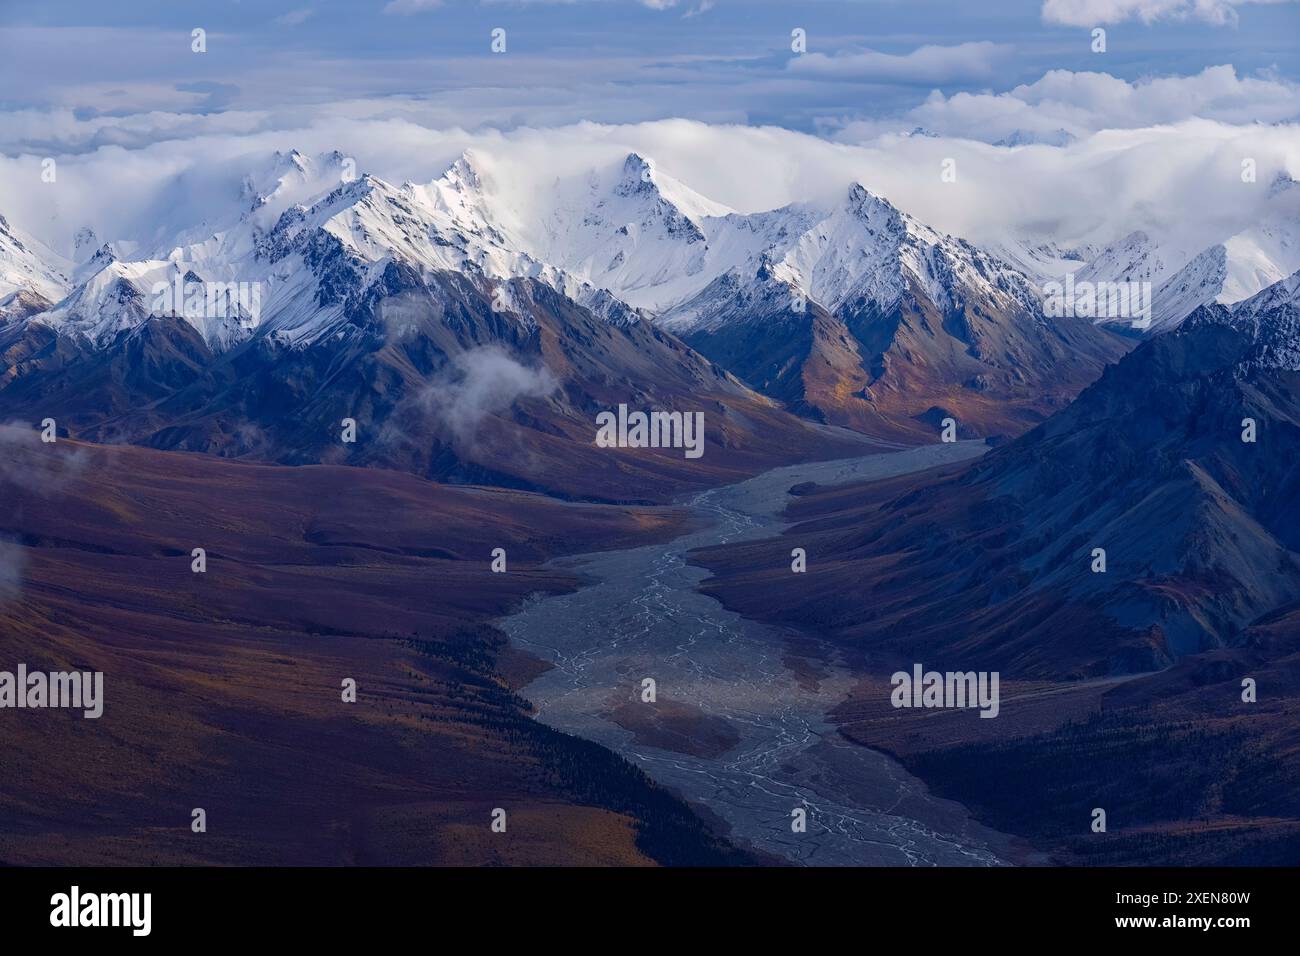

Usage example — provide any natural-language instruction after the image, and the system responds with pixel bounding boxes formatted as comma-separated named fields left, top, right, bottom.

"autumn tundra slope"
left=0, top=431, right=749, bottom=866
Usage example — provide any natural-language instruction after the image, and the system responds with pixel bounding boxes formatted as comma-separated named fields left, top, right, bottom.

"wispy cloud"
left=0, top=537, right=25, bottom=606
left=831, top=65, right=1300, bottom=141
left=0, top=424, right=91, bottom=496
left=383, top=0, right=444, bottom=14
left=1042, top=0, right=1298, bottom=27
left=418, top=346, right=558, bottom=448
left=789, top=42, right=1012, bottom=84
left=274, top=8, right=316, bottom=27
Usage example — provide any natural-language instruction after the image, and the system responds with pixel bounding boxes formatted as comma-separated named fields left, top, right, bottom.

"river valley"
left=500, top=442, right=1020, bottom=866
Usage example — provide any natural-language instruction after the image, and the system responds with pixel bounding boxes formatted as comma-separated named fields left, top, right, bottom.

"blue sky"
left=1, top=0, right=1296, bottom=134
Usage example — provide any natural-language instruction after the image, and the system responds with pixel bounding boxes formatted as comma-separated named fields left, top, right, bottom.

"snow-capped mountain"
left=1221, top=265, right=1300, bottom=372
left=1220, top=173, right=1300, bottom=303
left=14, top=145, right=1299, bottom=451
left=709, top=266, right=1300, bottom=679
left=1145, top=244, right=1229, bottom=332
left=6, top=149, right=1298, bottom=352
left=984, top=238, right=1095, bottom=283
left=991, top=128, right=1076, bottom=148
left=1074, top=230, right=1184, bottom=288
left=663, top=182, right=1042, bottom=331
left=17, top=149, right=679, bottom=351
left=653, top=182, right=1128, bottom=440
left=0, top=149, right=1055, bottom=352
left=521, top=152, right=735, bottom=311
left=0, top=148, right=887, bottom=500
left=0, top=214, right=69, bottom=318
left=1049, top=173, right=1300, bottom=334
left=0, top=146, right=1140, bottom=445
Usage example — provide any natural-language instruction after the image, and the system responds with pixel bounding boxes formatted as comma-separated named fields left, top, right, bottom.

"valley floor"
left=501, top=442, right=1033, bottom=865
left=7, top=433, right=1296, bottom=866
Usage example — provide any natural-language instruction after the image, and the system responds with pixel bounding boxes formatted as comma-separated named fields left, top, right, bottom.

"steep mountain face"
left=0, top=268, right=864, bottom=502
left=0, top=214, right=68, bottom=308
left=1221, top=181, right=1300, bottom=303
left=985, top=238, right=1095, bottom=283
left=0, top=288, right=55, bottom=324
left=1074, top=230, right=1176, bottom=288
left=1072, top=173, right=1300, bottom=334
left=522, top=152, right=735, bottom=311
left=692, top=270, right=1300, bottom=678
left=0, top=147, right=1134, bottom=467
left=662, top=184, right=1130, bottom=442
left=0, top=150, right=881, bottom=501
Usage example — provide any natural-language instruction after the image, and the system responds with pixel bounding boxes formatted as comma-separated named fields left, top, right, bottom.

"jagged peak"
left=70, top=242, right=118, bottom=284
left=1266, top=170, right=1299, bottom=199
left=1234, top=266, right=1300, bottom=317
left=614, top=151, right=661, bottom=199
left=610, top=152, right=733, bottom=223
left=842, top=181, right=946, bottom=251
left=845, top=181, right=903, bottom=224
left=0, top=287, right=55, bottom=321
left=440, top=150, right=487, bottom=192
left=1175, top=268, right=1300, bottom=373
left=274, top=148, right=311, bottom=173
left=311, top=172, right=393, bottom=214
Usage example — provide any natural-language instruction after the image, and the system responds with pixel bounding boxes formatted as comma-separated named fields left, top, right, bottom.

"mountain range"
left=6, top=149, right=1292, bottom=489
left=4, top=143, right=1300, bottom=868
left=693, top=267, right=1300, bottom=677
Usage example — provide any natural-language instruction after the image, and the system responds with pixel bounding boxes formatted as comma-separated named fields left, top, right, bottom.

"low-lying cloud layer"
left=830, top=65, right=1300, bottom=144
left=420, top=347, right=558, bottom=447
left=0, top=81, right=1295, bottom=272
left=788, top=42, right=1011, bottom=85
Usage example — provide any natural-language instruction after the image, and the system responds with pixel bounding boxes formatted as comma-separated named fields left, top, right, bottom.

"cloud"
left=830, top=65, right=1300, bottom=143
left=174, top=81, right=241, bottom=112
left=0, top=538, right=25, bottom=606
left=789, top=42, right=1012, bottom=85
left=420, top=347, right=558, bottom=447
left=0, top=423, right=90, bottom=495
left=383, top=0, right=444, bottom=14
left=0, top=97, right=1296, bottom=307
left=1041, top=0, right=1298, bottom=27
left=274, top=8, right=316, bottom=27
